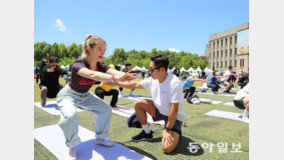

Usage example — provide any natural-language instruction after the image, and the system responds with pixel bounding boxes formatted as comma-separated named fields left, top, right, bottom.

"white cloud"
left=169, top=48, right=180, bottom=53
left=55, top=19, right=66, bottom=32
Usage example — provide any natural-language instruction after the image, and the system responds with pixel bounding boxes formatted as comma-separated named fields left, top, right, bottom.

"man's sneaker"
left=131, top=130, right=153, bottom=141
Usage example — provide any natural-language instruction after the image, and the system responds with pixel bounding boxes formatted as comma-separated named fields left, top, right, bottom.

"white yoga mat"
left=198, top=92, right=236, bottom=97
left=205, top=110, right=249, bottom=123
left=121, top=95, right=152, bottom=100
left=199, top=98, right=222, bottom=105
left=112, top=105, right=165, bottom=125
left=223, top=102, right=235, bottom=106
left=34, top=101, right=84, bottom=115
left=34, top=125, right=152, bottom=160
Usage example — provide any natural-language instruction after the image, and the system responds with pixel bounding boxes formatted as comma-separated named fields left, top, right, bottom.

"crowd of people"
left=34, top=34, right=249, bottom=159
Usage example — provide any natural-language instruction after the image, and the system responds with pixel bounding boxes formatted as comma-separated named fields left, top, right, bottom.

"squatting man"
left=106, top=54, right=185, bottom=153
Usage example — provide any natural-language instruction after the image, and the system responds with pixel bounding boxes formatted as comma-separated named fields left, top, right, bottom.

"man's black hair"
left=49, top=56, right=58, bottom=63
left=228, top=65, right=233, bottom=69
left=150, top=54, right=169, bottom=71
left=125, top=62, right=132, bottom=66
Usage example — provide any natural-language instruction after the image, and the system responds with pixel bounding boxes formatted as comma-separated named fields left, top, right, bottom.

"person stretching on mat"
left=206, top=71, right=221, bottom=94
left=237, top=72, right=249, bottom=89
left=220, top=65, right=233, bottom=93
left=181, top=73, right=206, bottom=99
left=106, top=54, right=185, bottom=153
left=94, top=64, right=119, bottom=108
left=39, top=56, right=70, bottom=106
left=234, top=82, right=249, bottom=122
left=56, top=35, right=136, bottom=159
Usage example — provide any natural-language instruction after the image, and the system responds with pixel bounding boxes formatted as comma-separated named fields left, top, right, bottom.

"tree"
left=68, top=43, right=78, bottom=58
left=34, top=42, right=47, bottom=61
left=51, top=42, right=59, bottom=58
left=58, top=43, right=68, bottom=59
left=42, top=44, right=52, bottom=56
left=111, top=48, right=127, bottom=65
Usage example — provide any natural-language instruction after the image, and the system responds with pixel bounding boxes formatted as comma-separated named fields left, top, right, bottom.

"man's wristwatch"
left=165, top=127, right=172, bottom=132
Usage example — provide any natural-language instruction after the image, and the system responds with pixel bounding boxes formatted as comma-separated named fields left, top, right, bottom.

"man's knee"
left=162, top=131, right=180, bottom=154
left=134, top=99, right=145, bottom=109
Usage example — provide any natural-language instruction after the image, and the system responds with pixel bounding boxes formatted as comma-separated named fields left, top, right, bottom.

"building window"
left=225, top=61, right=227, bottom=68
left=213, top=52, right=215, bottom=58
left=221, top=50, right=223, bottom=58
left=240, top=59, right=245, bottom=67
left=213, top=62, right=215, bottom=68
left=225, top=38, right=227, bottom=46
left=230, top=37, right=232, bottom=45
left=221, top=39, right=223, bottom=48
left=230, top=49, right=232, bottom=56
left=221, top=61, right=223, bottom=68
left=235, top=60, right=237, bottom=67
left=230, top=60, right=232, bottom=66
left=217, top=51, right=219, bottom=59
left=225, top=50, right=227, bottom=57
left=213, top=42, right=215, bottom=49
left=217, top=62, right=219, bottom=68
left=235, top=35, right=237, bottom=44
left=217, top=41, right=219, bottom=49
left=235, top=47, right=237, bottom=55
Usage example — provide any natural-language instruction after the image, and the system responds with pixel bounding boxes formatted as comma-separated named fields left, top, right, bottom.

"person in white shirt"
left=234, top=83, right=249, bottom=122
left=220, top=66, right=233, bottom=93
left=106, top=54, right=185, bottom=153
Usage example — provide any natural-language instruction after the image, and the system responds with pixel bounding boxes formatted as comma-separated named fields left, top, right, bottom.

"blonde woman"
left=57, top=35, right=136, bottom=159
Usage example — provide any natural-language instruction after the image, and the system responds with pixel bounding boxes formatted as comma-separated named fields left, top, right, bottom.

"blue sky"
left=34, top=0, right=249, bottom=57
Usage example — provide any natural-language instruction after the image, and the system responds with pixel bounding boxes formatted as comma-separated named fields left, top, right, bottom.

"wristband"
left=110, top=75, right=114, bottom=82
left=165, top=127, right=172, bottom=132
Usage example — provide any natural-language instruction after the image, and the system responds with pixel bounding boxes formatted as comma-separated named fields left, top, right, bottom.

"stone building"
left=207, top=23, right=249, bottom=74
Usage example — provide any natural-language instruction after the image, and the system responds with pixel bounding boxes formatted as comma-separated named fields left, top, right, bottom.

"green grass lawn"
left=34, top=78, right=248, bottom=160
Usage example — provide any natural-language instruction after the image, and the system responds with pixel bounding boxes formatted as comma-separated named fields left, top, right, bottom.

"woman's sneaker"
left=95, top=139, right=114, bottom=147
left=68, top=147, right=77, bottom=160
left=131, top=130, right=153, bottom=141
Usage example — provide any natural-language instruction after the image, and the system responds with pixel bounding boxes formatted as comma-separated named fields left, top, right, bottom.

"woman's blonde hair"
left=81, top=34, right=106, bottom=58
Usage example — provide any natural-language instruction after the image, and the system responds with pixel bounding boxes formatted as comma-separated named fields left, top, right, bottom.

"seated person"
left=94, top=65, right=119, bottom=108
left=181, top=73, right=206, bottom=99
left=237, top=72, right=249, bottom=89
left=107, top=54, right=185, bottom=153
left=233, top=83, right=249, bottom=121
left=220, top=66, right=234, bottom=93
left=39, top=56, right=70, bottom=106
left=206, top=71, right=220, bottom=93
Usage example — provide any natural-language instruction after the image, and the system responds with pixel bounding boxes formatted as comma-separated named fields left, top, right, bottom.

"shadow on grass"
left=123, top=135, right=203, bottom=157
left=150, top=136, right=204, bottom=156
left=170, top=136, right=204, bottom=156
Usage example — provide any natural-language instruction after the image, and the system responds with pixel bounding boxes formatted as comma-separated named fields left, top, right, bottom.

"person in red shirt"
left=57, top=34, right=136, bottom=159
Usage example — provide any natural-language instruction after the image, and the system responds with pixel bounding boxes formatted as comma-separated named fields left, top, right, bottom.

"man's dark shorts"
left=233, top=97, right=245, bottom=109
left=153, top=107, right=182, bottom=136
